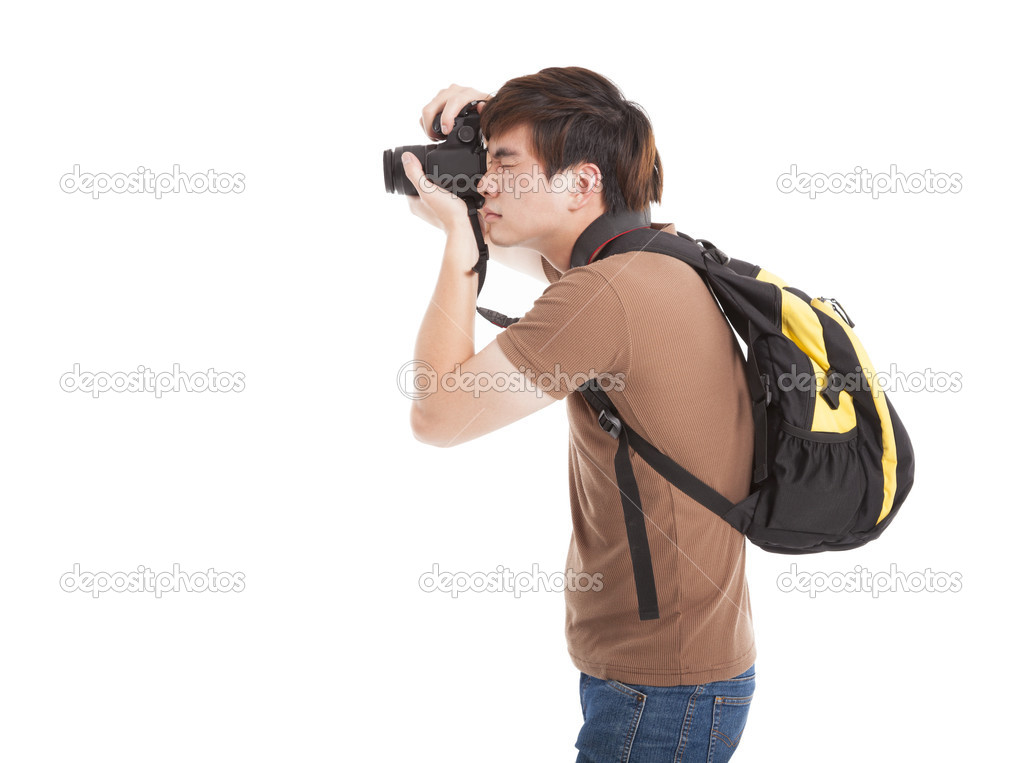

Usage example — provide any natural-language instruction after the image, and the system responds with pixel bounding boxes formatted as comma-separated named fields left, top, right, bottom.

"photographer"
left=402, top=67, right=756, bottom=762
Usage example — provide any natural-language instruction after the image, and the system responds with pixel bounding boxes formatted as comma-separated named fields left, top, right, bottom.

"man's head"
left=477, top=67, right=663, bottom=268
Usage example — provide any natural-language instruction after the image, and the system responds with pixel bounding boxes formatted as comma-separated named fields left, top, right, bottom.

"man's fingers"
left=441, top=87, right=491, bottom=135
left=421, top=86, right=456, bottom=139
left=439, top=87, right=478, bottom=137
left=401, top=152, right=427, bottom=193
left=401, top=151, right=420, bottom=175
left=402, top=153, right=447, bottom=200
left=421, top=85, right=489, bottom=139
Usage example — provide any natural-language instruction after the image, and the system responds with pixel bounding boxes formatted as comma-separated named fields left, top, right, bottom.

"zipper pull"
left=819, top=297, right=855, bottom=328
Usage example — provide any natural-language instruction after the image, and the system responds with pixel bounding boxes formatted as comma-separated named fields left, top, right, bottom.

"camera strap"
left=465, top=200, right=522, bottom=326
left=465, top=200, right=489, bottom=294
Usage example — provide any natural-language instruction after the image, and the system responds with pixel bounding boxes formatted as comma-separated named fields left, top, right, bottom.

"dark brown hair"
left=480, top=67, right=662, bottom=215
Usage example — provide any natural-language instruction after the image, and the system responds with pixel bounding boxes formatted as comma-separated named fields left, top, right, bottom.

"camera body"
left=383, top=103, right=487, bottom=203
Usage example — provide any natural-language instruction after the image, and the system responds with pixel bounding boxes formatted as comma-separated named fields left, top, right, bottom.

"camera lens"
left=382, top=149, right=395, bottom=194
left=382, top=145, right=428, bottom=196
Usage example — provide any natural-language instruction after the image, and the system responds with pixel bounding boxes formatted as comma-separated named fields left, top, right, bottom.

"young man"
left=403, top=67, right=757, bottom=762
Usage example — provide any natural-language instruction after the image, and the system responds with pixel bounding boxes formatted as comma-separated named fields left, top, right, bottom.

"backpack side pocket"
left=765, top=421, right=865, bottom=535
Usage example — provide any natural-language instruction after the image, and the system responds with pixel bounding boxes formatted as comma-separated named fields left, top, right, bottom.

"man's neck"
left=557, top=207, right=654, bottom=272
left=535, top=206, right=606, bottom=273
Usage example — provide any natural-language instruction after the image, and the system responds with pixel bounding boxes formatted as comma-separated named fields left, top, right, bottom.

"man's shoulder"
left=584, top=222, right=703, bottom=286
left=544, top=221, right=692, bottom=293
left=590, top=221, right=682, bottom=267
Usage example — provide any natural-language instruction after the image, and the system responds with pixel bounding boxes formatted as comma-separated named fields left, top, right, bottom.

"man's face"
left=477, top=124, right=576, bottom=255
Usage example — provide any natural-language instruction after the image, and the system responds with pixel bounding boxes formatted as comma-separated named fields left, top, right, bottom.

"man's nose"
left=477, top=169, right=499, bottom=198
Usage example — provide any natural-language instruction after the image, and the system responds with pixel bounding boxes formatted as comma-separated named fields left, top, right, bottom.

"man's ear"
left=567, top=162, right=603, bottom=212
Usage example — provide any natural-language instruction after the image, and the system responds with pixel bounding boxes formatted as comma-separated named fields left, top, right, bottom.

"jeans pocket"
left=576, top=675, right=647, bottom=763
left=607, top=679, right=647, bottom=702
left=708, top=694, right=753, bottom=762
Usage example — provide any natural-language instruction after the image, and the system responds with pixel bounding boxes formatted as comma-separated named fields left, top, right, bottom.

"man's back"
left=495, top=222, right=756, bottom=686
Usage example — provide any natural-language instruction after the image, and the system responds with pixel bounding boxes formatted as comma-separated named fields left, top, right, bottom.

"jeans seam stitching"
left=619, top=694, right=645, bottom=763
left=674, top=686, right=703, bottom=762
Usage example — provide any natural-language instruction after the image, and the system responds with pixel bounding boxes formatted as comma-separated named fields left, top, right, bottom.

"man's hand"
left=405, top=84, right=491, bottom=233
left=420, top=84, right=489, bottom=138
left=404, top=84, right=551, bottom=283
left=400, top=152, right=474, bottom=241
left=402, top=85, right=492, bottom=242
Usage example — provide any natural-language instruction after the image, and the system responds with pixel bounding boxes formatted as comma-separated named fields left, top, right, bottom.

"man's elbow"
left=409, top=405, right=454, bottom=448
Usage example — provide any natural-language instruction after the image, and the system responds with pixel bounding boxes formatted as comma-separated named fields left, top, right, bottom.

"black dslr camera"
left=382, top=102, right=487, bottom=202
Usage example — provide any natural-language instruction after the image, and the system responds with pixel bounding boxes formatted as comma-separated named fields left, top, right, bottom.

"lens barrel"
left=382, top=145, right=428, bottom=196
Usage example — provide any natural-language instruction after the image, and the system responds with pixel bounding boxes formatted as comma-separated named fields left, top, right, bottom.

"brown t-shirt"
left=495, top=222, right=756, bottom=686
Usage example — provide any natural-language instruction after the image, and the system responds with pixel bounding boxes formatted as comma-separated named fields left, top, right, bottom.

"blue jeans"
left=575, top=664, right=755, bottom=763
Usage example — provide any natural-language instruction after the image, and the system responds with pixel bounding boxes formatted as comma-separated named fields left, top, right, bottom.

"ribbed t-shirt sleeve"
left=495, top=267, right=632, bottom=401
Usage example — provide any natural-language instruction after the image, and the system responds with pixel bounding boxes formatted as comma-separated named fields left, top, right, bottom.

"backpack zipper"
left=819, top=297, right=855, bottom=328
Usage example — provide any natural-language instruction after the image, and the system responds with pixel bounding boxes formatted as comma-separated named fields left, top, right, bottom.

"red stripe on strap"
left=586, top=226, right=652, bottom=265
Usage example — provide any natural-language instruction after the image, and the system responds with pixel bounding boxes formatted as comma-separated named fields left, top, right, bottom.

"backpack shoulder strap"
left=578, top=380, right=735, bottom=520
left=576, top=378, right=740, bottom=620
left=597, top=228, right=760, bottom=279
left=594, top=227, right=771, bottom=482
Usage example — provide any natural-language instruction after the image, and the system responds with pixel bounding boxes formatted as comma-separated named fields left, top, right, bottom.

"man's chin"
left=489, top=229, right=516, bottom=249
left=489, top=223, right=535, bottom=251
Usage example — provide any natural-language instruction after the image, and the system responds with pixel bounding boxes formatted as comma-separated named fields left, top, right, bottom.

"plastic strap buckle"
left=821, top=369, right=845, bottom=410
left=598, top=410, right=622, bottom=439
left=696, top=239, right=730, bottom=265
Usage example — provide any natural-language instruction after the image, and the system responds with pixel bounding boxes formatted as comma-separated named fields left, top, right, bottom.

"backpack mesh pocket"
left=764, top=421, right=866, bottom=535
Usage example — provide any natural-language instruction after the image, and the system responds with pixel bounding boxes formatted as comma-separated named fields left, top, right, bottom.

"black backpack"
left=481, top=227, right=915, bottom=621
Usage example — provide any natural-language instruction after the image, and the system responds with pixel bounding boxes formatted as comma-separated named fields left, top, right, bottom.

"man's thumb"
left=402, top=152, right=429, bottom=191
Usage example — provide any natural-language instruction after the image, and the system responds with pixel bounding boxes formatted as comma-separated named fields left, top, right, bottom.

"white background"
left=1, top=1, right=1019, bottom=761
